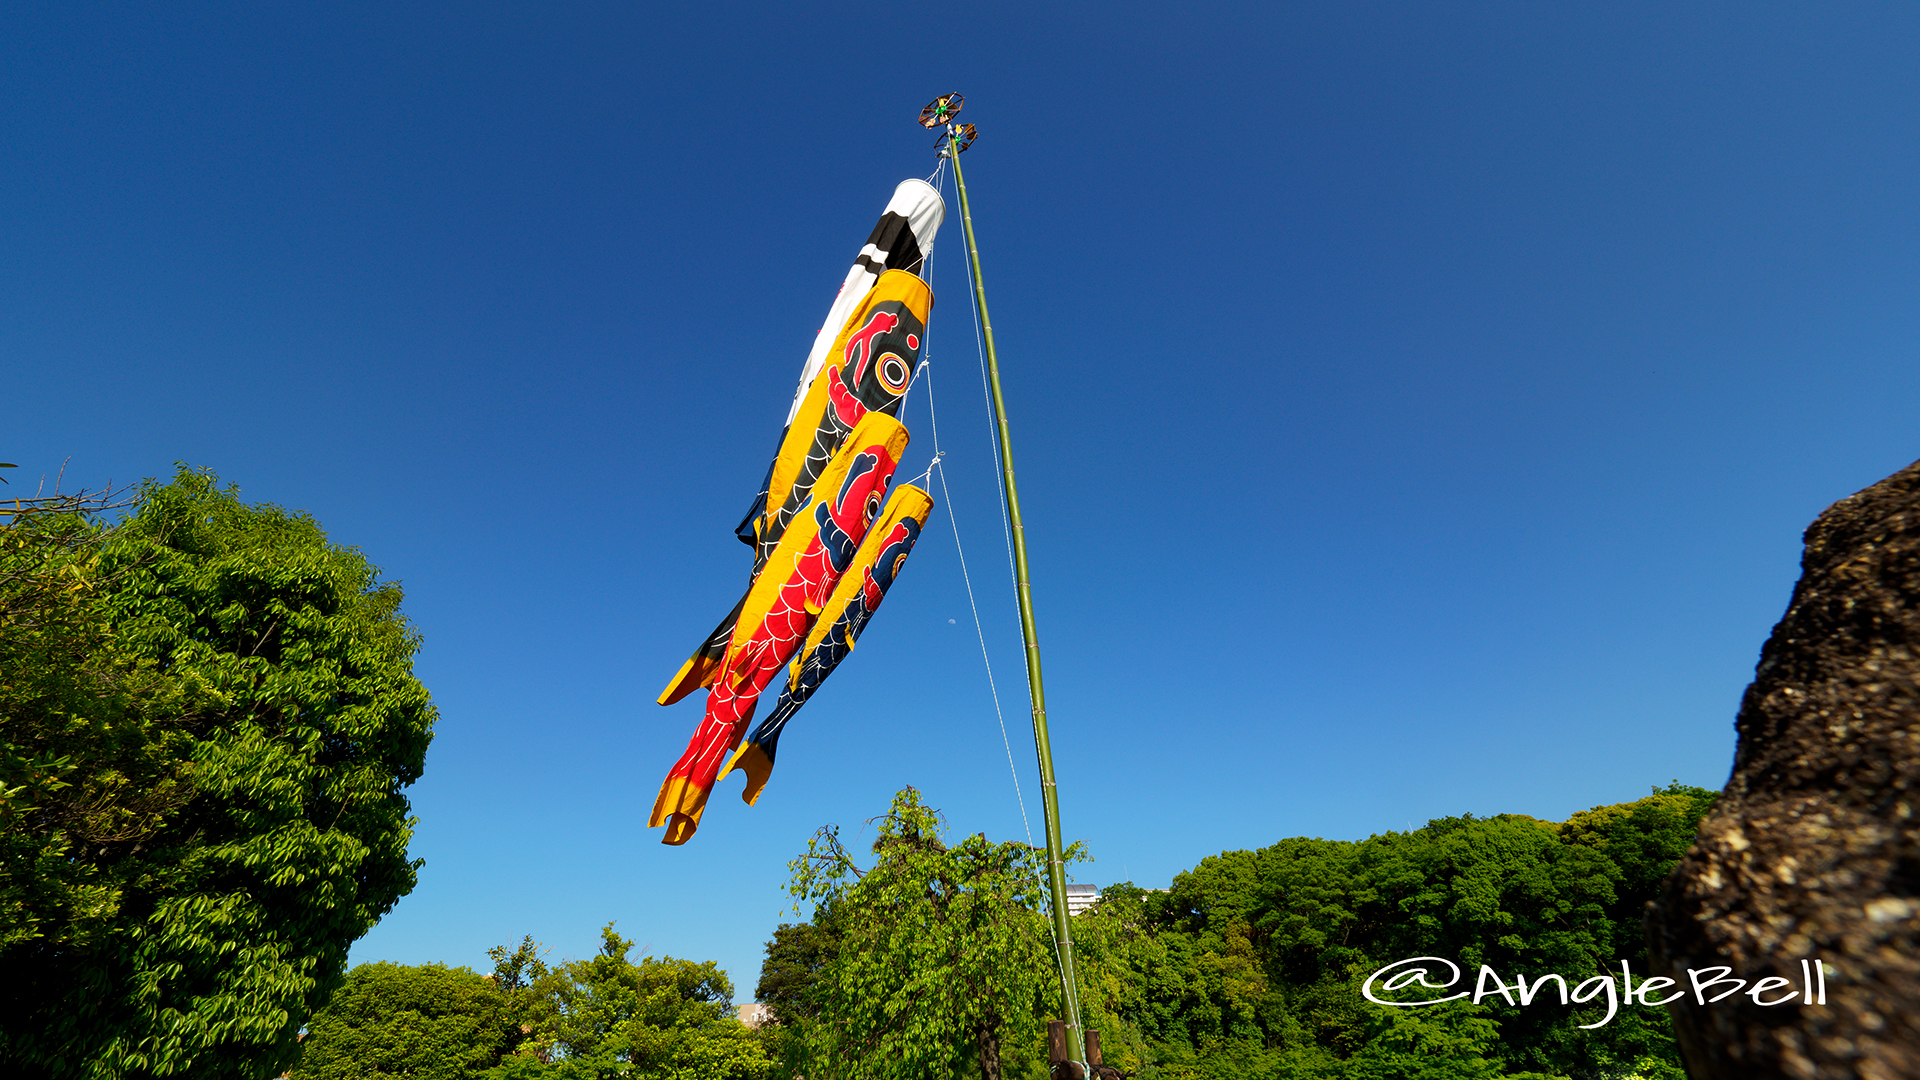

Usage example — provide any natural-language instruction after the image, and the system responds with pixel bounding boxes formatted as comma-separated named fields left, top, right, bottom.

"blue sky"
left=7, top=2, right=1918, bottom=996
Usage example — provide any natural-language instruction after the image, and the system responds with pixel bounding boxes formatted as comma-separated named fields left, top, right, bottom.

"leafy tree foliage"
left=783, top=788, right=1067, bottom=1080
left=755, top=909, right=844, bottom=1028
left=291, top=963, right=525, bottom=1080
left=753, top=908, right=845, bottom=1076
left=767, top=784, right=1715, bottom=1080
left=290, top=928, right=765, bottom=1080
left=1, top=489, right=190, bottom=962
left=0, top=467, right=436, bottom=1077
left=486, top=923, right=767, bottom=1080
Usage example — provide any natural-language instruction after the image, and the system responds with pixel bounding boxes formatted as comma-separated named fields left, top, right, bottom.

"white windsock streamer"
left=782, top=179, right=945, bottom=425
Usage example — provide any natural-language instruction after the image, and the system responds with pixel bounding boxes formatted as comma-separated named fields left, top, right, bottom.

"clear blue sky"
left=8, top=2, right=1918, bottom=997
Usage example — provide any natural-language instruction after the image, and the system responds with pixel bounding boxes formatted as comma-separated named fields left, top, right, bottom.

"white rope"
left=903, top=449, right=941, bottom=492
left=897, top=353, right=930, bottom=417
left=918, top=356, right=1032, bottom=846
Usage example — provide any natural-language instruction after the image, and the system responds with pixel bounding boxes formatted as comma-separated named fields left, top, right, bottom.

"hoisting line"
left=912, top=356, right=1034, bottom=846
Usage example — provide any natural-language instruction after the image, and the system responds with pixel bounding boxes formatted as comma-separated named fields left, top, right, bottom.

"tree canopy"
left=297, top=927, right=767, bottom=1080
left=0, top=467, right=437, bottom=1077
left=291, top=962, right=525, bottom=1080
left=1062, top=784, right=1716, bottom=1080
left=780, top=787, right=1070, bottom=1080
left=503, top=923, right=766, bottom=1080
left=759, top=783, right=1716, bottom=1080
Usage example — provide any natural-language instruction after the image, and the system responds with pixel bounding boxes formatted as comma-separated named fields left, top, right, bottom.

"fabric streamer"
left=648, top=180, right=944, bottom=845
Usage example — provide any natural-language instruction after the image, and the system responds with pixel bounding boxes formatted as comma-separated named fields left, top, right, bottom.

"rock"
left=1647, top=460, right=1920, bottom=1080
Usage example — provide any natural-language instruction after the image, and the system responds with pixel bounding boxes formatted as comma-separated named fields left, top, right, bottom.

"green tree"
left=1066, top=884, right=1178, bottom=1077
left=292, top=963, right=525, bottom=1079
left=785, top=787, right=1065, bottom=1080
left=1341, top=1006, right=1532, bottom=1080
left=754, top=909, right=843, bottom=1028
left=1558, top=783, right=1719, bottom=963
left=1063, top=786, right=1716, bottom=1079
left=753, top=908, right=843, bottom=1080
left=488, top=934, right=554, bottom=1016
left=0, top=467, right=436, bottom=1078
left=1, top=488, right=191, bottom=962
left=492, top=924, right=766, bottom=1080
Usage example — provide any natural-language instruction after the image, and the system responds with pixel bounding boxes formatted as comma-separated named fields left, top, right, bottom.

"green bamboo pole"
left=945, top=127, right=1089, bottom=1072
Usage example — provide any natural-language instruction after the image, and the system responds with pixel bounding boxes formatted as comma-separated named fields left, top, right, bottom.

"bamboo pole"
left=945, top=126, right=1089, bottom=1072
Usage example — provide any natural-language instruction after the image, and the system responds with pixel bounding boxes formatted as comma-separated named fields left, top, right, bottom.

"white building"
left=1065, top=883, right=1100, bottom=917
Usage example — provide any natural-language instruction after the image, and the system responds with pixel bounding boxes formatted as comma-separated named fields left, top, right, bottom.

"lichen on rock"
left=1648, top=459, right=1920, bottom=1080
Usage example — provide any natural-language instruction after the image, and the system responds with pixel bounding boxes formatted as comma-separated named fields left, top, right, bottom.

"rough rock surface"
left=1648, top=460, right=1920, bottom=1080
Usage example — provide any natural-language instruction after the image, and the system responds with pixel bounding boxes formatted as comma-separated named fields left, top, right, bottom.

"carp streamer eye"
left=865, top=492, right=883, bottom=523
left=877, top=352, right=912, bottom=394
